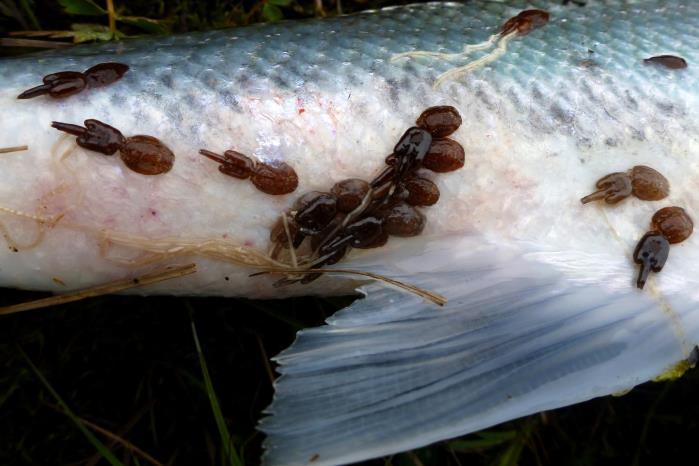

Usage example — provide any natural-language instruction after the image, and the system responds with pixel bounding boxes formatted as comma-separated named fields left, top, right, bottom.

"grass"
left=0, top=291, right=347, bottom=465
left=3, top=285, right=699, bottom=466
left=190, top=312, right=243, bottom=466
left=2, top=1, right=699, bottom=465
left=18, top=346, right=125, bottom=466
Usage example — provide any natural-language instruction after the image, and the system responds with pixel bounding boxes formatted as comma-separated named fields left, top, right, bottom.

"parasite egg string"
left=390, top=9, right=550, bottom=87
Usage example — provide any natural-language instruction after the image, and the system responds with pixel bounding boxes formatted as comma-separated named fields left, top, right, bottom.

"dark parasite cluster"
left=18, top=62, right=129, bottom=100
left=266, top=105, right=465, bottom=285
left=51, top=119, right=175, bottom=175
left=581, top=166, right=693, bottom=289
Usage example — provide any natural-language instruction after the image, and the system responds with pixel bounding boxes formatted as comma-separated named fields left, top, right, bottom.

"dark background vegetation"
left=1, top=1, right=699, bottom=465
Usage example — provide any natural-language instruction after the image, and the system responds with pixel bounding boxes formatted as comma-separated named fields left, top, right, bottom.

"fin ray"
left=261, top=235, right=695, bottom=466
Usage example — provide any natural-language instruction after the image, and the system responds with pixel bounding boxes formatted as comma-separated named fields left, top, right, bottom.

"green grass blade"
left=18, top=347, right=125, bottom=466
left=18, top=0, right=41, bottom=29
left=496, top=438, right=525, bottom=466
left=494, top=421, right=538, bottom=466
left=58, top=0, right=106, bottom=15
left=448, top=430, right=518, bottom=452
left=190, top=318, right=244, bottom=466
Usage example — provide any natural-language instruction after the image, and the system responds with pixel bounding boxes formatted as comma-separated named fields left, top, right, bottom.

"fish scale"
left=2, top=1, right=699, bottom=465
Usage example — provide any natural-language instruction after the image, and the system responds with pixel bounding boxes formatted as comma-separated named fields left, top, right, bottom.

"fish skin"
left=0, top=2, right=699, bottom=297
left=0, top=0, right=696, bottom=296
left=2, top=0, right=699, bottom=464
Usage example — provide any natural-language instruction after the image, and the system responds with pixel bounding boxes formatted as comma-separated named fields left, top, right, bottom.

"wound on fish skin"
left=633, top=231, right=669, bottom=289
left=52, top=119, right=174, bottom=175
left=643, top=55, right=688, bottom=70
left=18, top=63, right=129, bottom=99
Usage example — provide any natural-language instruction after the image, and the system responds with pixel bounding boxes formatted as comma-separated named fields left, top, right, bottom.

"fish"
left=2, top=0, right=699, bottom=464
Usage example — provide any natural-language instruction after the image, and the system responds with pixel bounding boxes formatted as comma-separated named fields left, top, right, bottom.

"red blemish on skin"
left=503, top=167, right=537, bottom=190
left=150, top=209, right=157, bottom=216
left=501, top=9, right=549, bottom=36
left=244, top=239, right=255, bottom=247
left=298, top=108, right=305, bottom=114
left=103, top=216, right=117, bottom=228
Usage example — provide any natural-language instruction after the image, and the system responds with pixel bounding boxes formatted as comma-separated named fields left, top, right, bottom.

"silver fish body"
left=2, top=1, right=699, bottom=465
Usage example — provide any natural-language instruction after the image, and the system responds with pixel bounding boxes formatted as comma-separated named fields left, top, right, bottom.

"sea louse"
left=391, top=9, right=550, bottom=87
left=580, top=165, right=669, bottom=204
left=17, top=63, right=129, bottom=99
left=643, top=55, right=688, bottom=70
left=633, top=231, right=670, bottom=289
left=199, top=149, right=298, bottom=195
left=500, top=9, right=550, bottom=36
left=52, top=119, right=174, bottom=175
left=633, top=206, right=693, bottom=289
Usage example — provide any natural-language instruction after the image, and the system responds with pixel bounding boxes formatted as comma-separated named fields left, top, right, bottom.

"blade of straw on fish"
left=0, top=146, right=28, bottom=154
left=0, top=263, right=196, bottom=315
left=259, top=234, right=698, bottom=466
